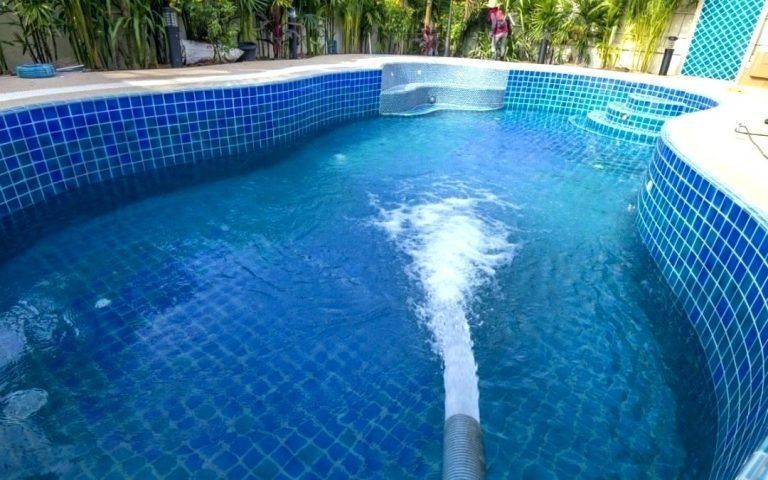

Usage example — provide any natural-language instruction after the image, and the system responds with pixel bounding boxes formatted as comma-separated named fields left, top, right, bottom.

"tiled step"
left=605, top=101, right=668, bottom=131
left=382, top=82, right=442, bottom=94
left=627, top=92, right=690, bottom=116
left=570, top=110, right=658, bottom=145
left=380, top=84, right=505, bottom=115
left=385, top=103, right=501, bottom=117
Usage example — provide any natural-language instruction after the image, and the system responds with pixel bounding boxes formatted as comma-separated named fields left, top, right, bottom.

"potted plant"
left=236, top=0, right=267, bottom=61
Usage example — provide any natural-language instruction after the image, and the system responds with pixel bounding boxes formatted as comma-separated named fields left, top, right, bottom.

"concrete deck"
left=0, top=55, right=378, bottom=109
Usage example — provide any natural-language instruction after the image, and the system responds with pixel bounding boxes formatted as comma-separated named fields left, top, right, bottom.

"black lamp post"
left=163, top=0, right=182, bottom=68
left=659, top=36, right=678, bottom=76
left=537, top=32, right=550, bottom=64
left=288, top=8, right=299, bottom=59
left=444, top=0, right=453, bottom=56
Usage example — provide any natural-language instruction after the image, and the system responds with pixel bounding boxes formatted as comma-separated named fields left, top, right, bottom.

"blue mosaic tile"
left=504, top=70, right=715, bottom=115
left=683, top=0, right=765, bottom=80
left=0, top=70, right=382, bottom=220
left=2, top=62, right=766, bottom=479
left=504, top=69, right=717, bottom=145
left=637, top=138, right=768, bottom=479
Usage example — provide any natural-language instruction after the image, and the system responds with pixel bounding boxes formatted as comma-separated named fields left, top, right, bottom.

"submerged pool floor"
left=0, top=110, right=716, bottom=479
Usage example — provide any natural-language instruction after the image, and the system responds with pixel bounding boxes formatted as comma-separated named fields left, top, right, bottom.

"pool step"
left=605, top=101, right=668, bottom=131
left=386, top=103, right=501, bottom=117
left=627, top=92, right=690, bottom=116
left=571, top=92, right=693, bottom=144
left=380, top=83, right=505, bottom=116
left=736, top=449, right=768, bottom=480
left=570, top=110, right=657, bottom=145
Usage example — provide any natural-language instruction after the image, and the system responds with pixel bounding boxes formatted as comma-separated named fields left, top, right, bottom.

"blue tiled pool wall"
left=682, top=0, right=766, bottom=80
left=637, top=138, right=768, bottom=480
left=0, top=70, right=382, bottom=220
left=371, top=63, right=717, bottom=118
left=504, top=70, right=718, bottom=145
left=0, top=67, right=718, bottom=222
left=504, top=70, right=716, bottom=118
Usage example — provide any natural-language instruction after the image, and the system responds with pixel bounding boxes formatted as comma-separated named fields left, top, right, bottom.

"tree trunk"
left=424, top=0, right=432, bottom=27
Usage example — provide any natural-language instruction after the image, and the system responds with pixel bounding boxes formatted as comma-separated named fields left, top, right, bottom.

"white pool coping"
left=0, top=55, right=731, bottom=108
left=1, top=54, right=767, bottom=224
left=664, top=97, right=768, bottom=223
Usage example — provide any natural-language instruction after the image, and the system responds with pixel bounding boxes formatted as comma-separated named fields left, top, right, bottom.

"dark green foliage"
left=0, top=0, right=688, bottom=72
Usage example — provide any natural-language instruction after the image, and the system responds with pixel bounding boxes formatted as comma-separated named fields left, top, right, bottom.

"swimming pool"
left=0, top=59, right=765, bottom=479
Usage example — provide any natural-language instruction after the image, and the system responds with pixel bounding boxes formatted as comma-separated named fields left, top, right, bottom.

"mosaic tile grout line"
left=0, top=70, right=382, bottom=219
left=638, top=133, right=768, bottom=479
left=683, top=0, right=767, bottom=81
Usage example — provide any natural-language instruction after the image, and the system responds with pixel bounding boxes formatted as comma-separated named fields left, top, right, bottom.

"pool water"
left=0, top=110, right=716, bottom=479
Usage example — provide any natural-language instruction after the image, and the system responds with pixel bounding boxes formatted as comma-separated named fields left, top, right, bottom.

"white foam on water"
left=94, top=298, right=112, bottom=309
left=0, top=328, right=26, bottom=369
left=375, top=190, right=517, bottom=421
left=0, top=280, right=81, bottom=373
left=2, top=388, right=48, bottom=420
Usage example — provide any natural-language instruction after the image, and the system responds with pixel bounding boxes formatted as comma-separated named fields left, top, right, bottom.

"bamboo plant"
left=380, top=0, right=413, bottom=54
left=10, top=0, right=58, bottom=64
left=626, top=0, right=688, bottom=72
left=0, top=1, right=10, bottom=73
left=595, top=0, right=625, bottom=69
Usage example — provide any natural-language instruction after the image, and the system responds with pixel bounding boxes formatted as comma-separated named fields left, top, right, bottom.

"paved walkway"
left=0, top=55, right=377, bottom=109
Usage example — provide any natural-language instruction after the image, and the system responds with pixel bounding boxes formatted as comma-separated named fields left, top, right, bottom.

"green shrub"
left=8, top=0, right=58, bottom=64
left=380, top=0, right=413, bottom=54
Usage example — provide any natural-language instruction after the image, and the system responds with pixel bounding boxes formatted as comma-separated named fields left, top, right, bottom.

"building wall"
left=604, top=2, right=700, bottom=76
left=737, top=6, right=768, bottom=87
left=0, top=13, right=77, bottom=72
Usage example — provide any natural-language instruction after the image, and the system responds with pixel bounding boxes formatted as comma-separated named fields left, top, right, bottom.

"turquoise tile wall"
left=637, top=139, right=768, bottom=479
left=682, top=0, right=766, bottom=80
